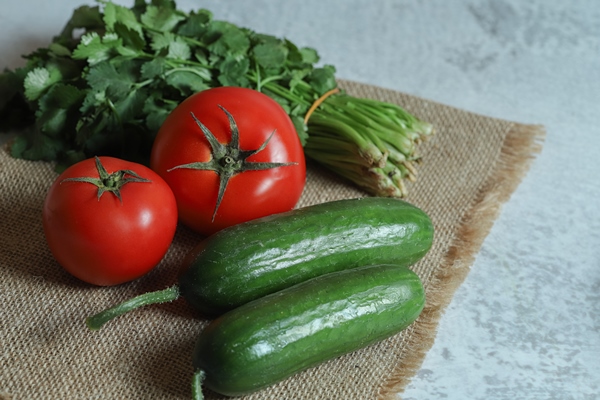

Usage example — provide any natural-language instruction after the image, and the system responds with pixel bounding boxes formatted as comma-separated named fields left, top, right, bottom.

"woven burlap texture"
left=0, top=80, right=544, bottom=400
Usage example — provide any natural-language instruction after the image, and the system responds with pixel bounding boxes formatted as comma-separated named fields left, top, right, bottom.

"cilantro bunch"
left=0, top=0, right=432, bottom=197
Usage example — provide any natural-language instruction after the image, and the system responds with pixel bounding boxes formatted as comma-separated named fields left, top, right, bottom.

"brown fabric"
left=0, top=80, right=544, bottom=400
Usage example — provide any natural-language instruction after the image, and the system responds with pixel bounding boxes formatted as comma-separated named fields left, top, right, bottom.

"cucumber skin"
left=179, top=197, right=433, bottom=317
left=193, top=264, right=425, bottom=396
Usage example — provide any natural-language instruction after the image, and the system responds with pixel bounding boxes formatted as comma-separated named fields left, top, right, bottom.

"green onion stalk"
left=256, top=80, right=433, bottom=197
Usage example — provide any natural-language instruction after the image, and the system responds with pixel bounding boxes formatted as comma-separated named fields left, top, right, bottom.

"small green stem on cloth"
left=86, top=285, right=180, bottom=331
left=192, top=370, right=206, bottom=400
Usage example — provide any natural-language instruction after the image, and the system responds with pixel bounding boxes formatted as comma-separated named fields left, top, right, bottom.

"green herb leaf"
left=253, top=42, right=287, bottom=70
left=112, top=88, right=147, bottom=124
left=309, top=65, right=337, bottom=95
left=177, top=9, right=212, bottom=37
left=72, top=32, right=112, bottom=65
left=143, top=95, right=175, bottom=132
left=167, top=37, right=191, bottom=60
left=141, top=4, right=185, bottom=32
left=289, top=69, right=310, bottom=91
left=36, top=84, right=84, bottom=136
left=103, top=1, right=144, bottom=37
left=48, top=42, right=72, bottom=57
left=24, top=66, right=62, bottom=101
left=103, top=1, right=146, bottom=50
left=205, top=21, right=250, bottom=59
left=141, top=57, right=166, bottom=80
left=86, top=60, right=139, bottom=100
left=217, top=57, right=249, bottom=87
left=300, top=47, right=319, bottom=64
left=291, top=115, right=308, bottom=146
left=150, top=31, right=174, bottom=52
left=11, top=127, right=63, bottom=161
left=165, top=68, right=210, bottom=96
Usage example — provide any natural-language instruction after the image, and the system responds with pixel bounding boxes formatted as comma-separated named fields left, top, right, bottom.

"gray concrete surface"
left=1, top=1, right=598, bottom=398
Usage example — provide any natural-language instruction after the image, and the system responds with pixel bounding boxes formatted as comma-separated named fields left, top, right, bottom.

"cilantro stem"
left=135, top=78, right=155, bottom=89
left=253, top=64, right=262, bottom=91
left=247, top=75, right=311, bottom=107
left=105, top=98, right=122, bottom=127
left=164, top=66, right=211, bottom=80
left=258, top=74, right=286, bottom=91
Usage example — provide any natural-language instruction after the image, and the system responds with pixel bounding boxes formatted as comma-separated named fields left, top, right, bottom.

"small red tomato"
left=150, top=87, right=306, bottom=236
left=42, top=156, right=178, bottom=286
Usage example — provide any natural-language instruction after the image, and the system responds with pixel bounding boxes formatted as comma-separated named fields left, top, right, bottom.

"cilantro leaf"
left=86, top=62, right=126, bottom=95
left=309, top=65, right=337, bottom=95
left=103, top=1, right=144, bottom=38
left=48, top=42, right=72, bottom=57
left=300, top=47, right=319, bottom=64
left=178, top=9, right=212, bottom=37
left=103, top=1, right=146, bottom=50
left=291, top=115, right=309, bottom=146
left=150, top=31, right=174, bottom=53
left=24, top=66, right=62, bottom=101
left=141, top=57, right=166, bottom=80
left=36, top=84, right=84, bottom=136
left=205, top=21, right=250, bottom=59
left=10, top=129, right=64, bottom=162
left=217, top=57, right=249, bottom=87
left=72, top=32, right=112, bottom=65
left=143, top=95, right=175, bottom=132
left=253, top=42, right=287, bottom=70
left=86, top=60, right=139, bottom=100
left=167, top=37, right=191, bottom=60
left=165, top=69, right=210, bottom=96
left=112, top=88, right=147, bottom=124
left=289, top=69, right=310, bottom=91
left=141, top=5, right=185, bottom=32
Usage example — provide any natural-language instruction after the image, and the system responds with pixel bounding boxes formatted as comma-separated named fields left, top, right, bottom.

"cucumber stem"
left=192, top=370, right=206, bottom=400
left=86, top=285, right=180, bottom=331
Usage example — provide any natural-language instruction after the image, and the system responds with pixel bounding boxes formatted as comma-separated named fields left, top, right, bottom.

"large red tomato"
left=150, top=87, right=306, bottom=236
left=42, top=156, right=178, bottom=286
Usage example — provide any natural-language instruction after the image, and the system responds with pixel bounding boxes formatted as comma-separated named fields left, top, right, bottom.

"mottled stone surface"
left=1, top=1, right=598, bottom=399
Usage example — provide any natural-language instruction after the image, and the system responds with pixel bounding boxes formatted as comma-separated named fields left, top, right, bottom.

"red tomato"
left=42, top=156, right=178, bottom=286
left=150, top=87, right=306, bottom=236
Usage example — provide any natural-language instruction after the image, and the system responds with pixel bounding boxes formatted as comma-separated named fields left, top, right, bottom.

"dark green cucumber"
left=192, top=264, right=425, bottom=398
left=85, top=197, right=433, bottom=330
left=180, top=197, right=433, bottom=316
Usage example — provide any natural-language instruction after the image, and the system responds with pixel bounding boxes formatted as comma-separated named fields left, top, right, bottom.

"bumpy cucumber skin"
left=178, top=197, right=433, bottom=317
left=193, top=264, right=425, bottom=396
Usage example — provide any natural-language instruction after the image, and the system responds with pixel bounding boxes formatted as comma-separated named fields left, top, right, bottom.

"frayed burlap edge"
left=378, top=122, right=546, bottom=399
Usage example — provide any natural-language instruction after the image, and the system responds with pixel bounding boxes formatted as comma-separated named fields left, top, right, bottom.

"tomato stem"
left=191, top=369, right=206, bottom=400
left=86, top=285, right=180, bottom=331
left=61, top=156, right=151, bottom=203
left=167, top=107, right=297, bottom=221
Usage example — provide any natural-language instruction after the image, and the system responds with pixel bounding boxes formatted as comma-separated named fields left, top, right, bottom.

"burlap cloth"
left=0, top=80, right=544, bottom=400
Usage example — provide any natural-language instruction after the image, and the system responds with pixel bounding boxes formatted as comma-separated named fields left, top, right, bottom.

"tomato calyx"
left=167, top=105, right=298, bottom=221
left=61, top=156, right=151, bottom=203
